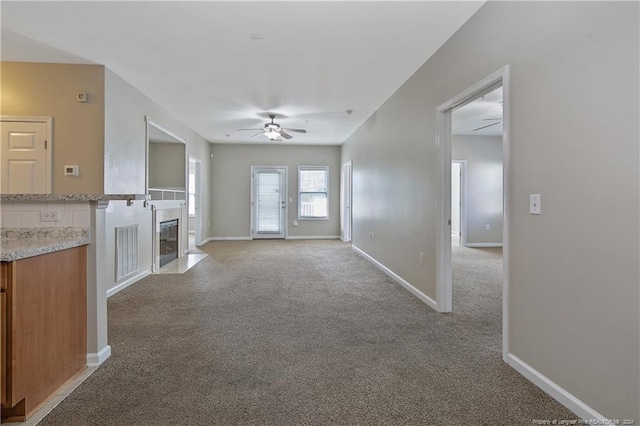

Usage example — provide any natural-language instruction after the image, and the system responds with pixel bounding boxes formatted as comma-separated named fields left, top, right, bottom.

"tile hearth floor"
left=154, top=253, right=208, bottom=274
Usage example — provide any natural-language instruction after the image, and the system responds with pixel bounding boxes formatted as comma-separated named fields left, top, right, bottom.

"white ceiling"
left=452, top=86, right=503, bottom=136
left=1, top=1, right=485, bottom=145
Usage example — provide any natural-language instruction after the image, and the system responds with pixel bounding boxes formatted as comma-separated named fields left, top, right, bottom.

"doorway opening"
left=436, top=66, right=510, bottom=360
left=451, top=161, right=466, bottom=247
left=341, top=160, right=353, bottom=243
left=188, top=156, right=203, bottom=251
left=251, top=166, right=287, bottom=239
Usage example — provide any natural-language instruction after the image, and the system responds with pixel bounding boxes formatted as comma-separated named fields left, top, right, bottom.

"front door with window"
left=252, top=167, right=287, bottom=239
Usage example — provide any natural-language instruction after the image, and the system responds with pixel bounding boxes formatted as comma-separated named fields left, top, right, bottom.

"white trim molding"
left=286, top=235, right=340, bottom=240
left=465, top=243, right=503, bottom=248
left=87, top=345, right=111, bottom=367
left=352, top=245, right=438, bottom=312
left=506, top=353, right=607, bottom=422
left=211, top=236, right=252, bottom=241
left=106, top=270, right=151, bottom=298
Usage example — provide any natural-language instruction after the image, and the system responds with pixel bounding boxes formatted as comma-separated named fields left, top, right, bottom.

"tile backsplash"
left=1, top=201, right=90, bottom=228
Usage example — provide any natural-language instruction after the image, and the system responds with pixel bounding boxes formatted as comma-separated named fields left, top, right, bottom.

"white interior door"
left=342, top=160, right=352, bottom=242
left=252, top=167, right=287, bottom=239
left=1, top=118, right=52, bottom=194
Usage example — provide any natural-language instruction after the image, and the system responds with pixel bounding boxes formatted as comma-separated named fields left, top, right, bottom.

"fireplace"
left=152, top=206, right=184, bottom=272
left=159, top=219, right=179, bottom=267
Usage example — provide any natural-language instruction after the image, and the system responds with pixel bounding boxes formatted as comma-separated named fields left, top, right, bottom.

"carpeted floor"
left=38, top=240, right=576, bottom=425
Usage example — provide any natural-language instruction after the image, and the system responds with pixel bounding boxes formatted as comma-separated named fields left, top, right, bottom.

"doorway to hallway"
left=436, top=66, right=510, bottom=360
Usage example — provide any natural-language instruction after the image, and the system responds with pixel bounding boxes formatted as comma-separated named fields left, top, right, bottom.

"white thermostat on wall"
left=64, top=165, right=79, bottom=176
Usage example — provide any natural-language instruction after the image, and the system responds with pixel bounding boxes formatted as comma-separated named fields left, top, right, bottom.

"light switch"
left=530, top=194, right=541, bottom=215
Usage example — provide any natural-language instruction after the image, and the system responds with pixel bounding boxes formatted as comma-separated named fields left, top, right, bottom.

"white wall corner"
left=465, top=243, right=503, bottom=248
left=211, top=237, right=252, bottom=241
left=285, top=235, right=341, bottom=240
left=87, top=345, right=111, bottom=367
left=352, top=245, right=438, bottom=312
left=506, top=353, right=607, bottom=422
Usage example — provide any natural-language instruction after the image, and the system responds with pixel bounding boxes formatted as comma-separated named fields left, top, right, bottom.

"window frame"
left=298, top=165, right=329, bottom=221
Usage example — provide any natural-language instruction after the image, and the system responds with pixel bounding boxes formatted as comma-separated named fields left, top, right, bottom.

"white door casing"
left=251, top=166, right=287, bottom=239
left=435, top=65, right=510, bottom=361
left=1, top=117, right=52, bottom=194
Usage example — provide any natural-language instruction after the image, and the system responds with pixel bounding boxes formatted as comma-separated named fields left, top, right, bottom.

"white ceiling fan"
left=238, top=114, right=307, bottom=141
left=473, top=117, right=503, bottom=132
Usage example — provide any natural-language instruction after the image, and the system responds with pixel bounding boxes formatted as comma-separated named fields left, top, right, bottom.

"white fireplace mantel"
left=151, top=203, right=186, bottom=272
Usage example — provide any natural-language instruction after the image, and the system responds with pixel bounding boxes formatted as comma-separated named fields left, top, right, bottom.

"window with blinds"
left=298, top=166, right=329, bottom=219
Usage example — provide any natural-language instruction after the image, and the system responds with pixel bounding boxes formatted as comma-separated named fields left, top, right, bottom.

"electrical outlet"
left=370, top=232, right=375, bottom=241
left=40, top=210, right=60, bottom=222
left=419, top=252, right=424, bottom=265
left=486, top=224, right=490, bottom=231
left=293, top=220, right=298, bottom=227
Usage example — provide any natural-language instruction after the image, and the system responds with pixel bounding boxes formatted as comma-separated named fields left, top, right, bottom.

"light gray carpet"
left=39, top=240, right=576, bottom=425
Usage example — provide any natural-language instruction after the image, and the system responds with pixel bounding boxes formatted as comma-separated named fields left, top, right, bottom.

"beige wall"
left=1, top=62, right=105, bottom=194
left=342, top=1, right=638, bottom=420
left=211, top=144, right=341, bottom=239
left=452, top=135, right=503, bottom=245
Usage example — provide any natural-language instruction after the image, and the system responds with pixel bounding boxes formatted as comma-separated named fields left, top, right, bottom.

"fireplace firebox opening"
left=159, top=219, right=179, bottom=267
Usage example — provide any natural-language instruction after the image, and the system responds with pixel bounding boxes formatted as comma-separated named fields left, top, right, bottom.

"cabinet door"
left=3, top=247, right=86, bottom=420
left=1, top=289, right=5, bottom=408
left=1, top=261, right=9, bottom=409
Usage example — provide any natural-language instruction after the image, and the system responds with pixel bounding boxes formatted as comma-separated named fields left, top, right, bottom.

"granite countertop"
left=1, top=227, right=90, bottom=262
left=0, top=194, right=141, bottom=202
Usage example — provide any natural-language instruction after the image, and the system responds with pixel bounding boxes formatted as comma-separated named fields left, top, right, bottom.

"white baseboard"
left=352, top=245, right=438, bottom=311
left=211, top=237, right=252, bottom=241
left=286, top=235, right=341, bottom=240
left=106, top=270, right=151, bottom=298
left=199, top=237, right=214, bottom=245
left=465, top=243, right=503, bottom=248
left=506, top=353, right=606, bottom=421
left=87, top=345, right=111, bottom=367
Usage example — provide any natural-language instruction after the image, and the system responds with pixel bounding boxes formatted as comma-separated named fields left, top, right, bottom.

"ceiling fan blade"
left=283, top=128, right=307, bottom=133
left=280, top=131, right=293, bottom=140
left=482, top=118, right=503, bottom=121
left=238, top=128, right=263, bottom=131
left=473, top=121, right=503, bottom=131
left=250, top=131, right=264, bottom=138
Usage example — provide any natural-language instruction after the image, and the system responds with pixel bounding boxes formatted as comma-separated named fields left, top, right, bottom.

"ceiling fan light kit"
left=238, top=114, right=307, bottom=141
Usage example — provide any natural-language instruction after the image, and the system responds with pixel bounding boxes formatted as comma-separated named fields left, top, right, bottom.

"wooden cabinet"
left=1, top=246, right=87, bottom=422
